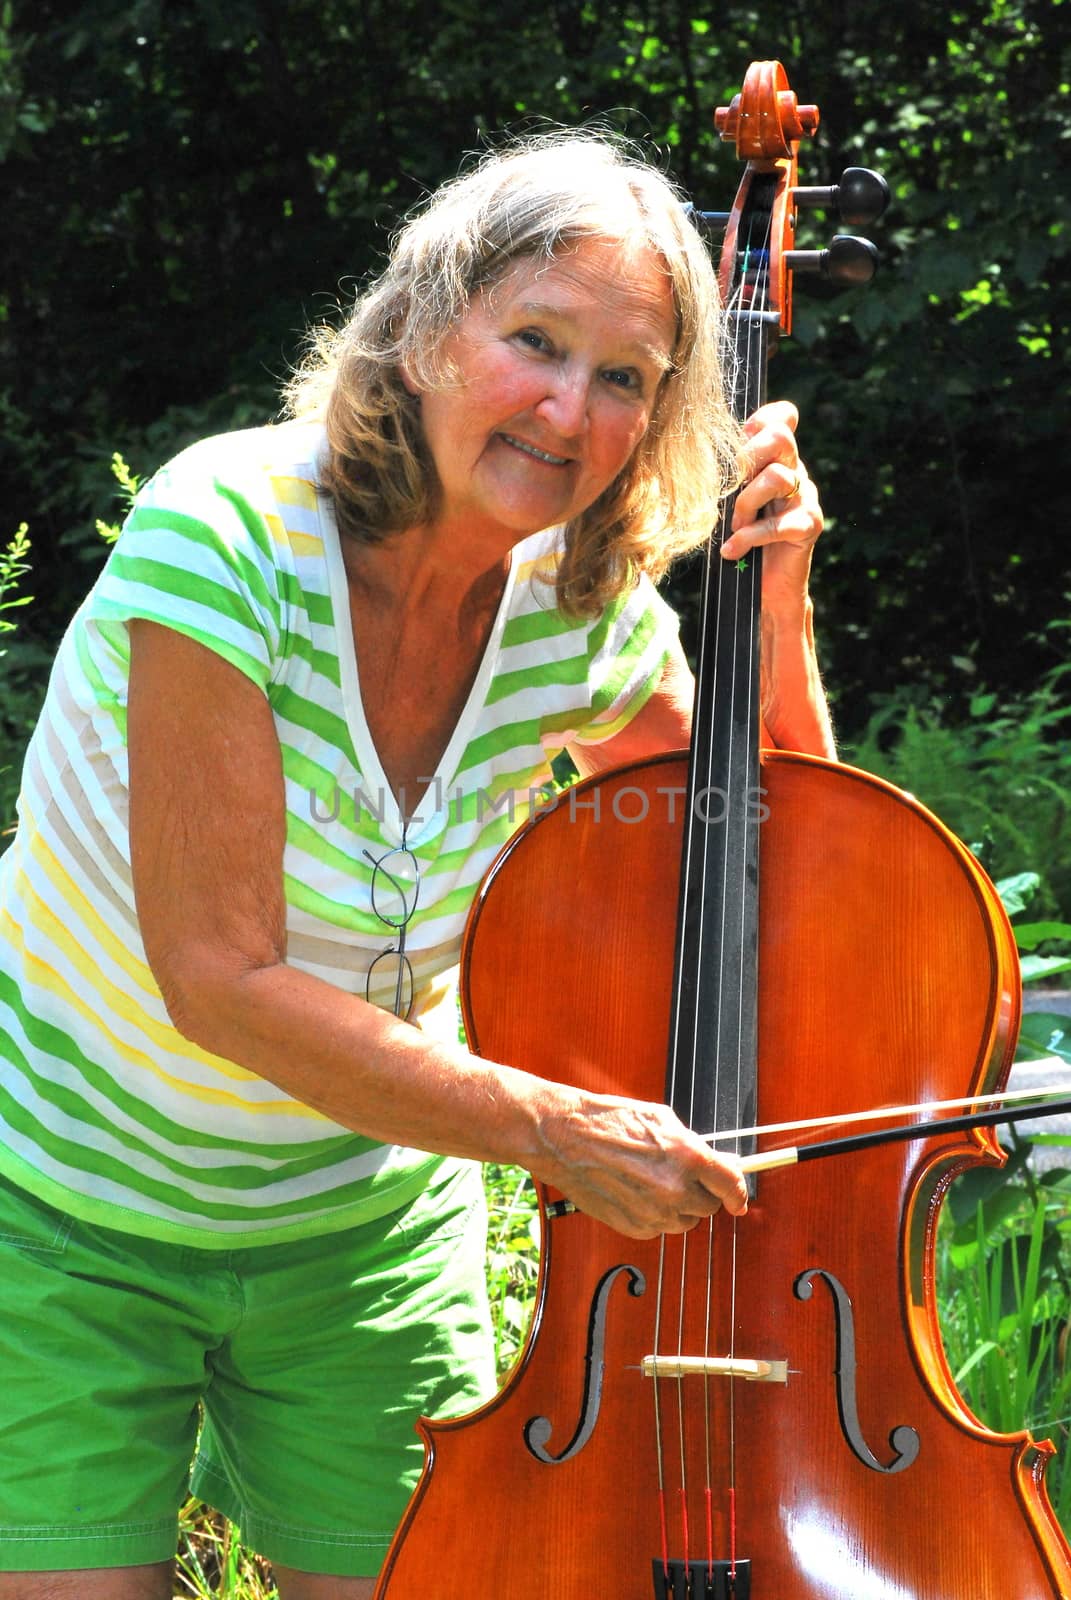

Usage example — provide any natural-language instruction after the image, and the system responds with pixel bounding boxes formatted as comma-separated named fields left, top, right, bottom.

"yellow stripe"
left=264, top=510, right=323, bottom=559
left=4, top=852, right=323, bottom=1118
left=269, top=474, right=319, bottom=511
left=514, top=548, right=560, bottom=586
left=2, top=904, right=322, bottom=1120
left=22, top=817, right=158, bottom=998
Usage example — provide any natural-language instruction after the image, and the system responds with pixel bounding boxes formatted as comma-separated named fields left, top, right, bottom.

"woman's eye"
left=604, top=367, right=642, bottom=393
left=516, top=329, right=549, bottom=353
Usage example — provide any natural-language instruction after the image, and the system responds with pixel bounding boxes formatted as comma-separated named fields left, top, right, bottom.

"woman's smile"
left=499, top=434, right=571, bottom=466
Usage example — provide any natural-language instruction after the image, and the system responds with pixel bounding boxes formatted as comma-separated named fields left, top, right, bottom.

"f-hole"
left=524, top=1263, right=646, bottom=1464
left=795, top=1267, right=920, bottom=1474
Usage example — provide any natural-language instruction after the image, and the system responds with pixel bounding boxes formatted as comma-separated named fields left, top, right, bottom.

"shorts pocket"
left=390, top=1162, right=487, bottom=1249
left=0, top=1171, right=74, bottom=1255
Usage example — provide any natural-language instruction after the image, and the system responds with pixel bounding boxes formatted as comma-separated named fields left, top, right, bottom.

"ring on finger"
left=784, top=468, right=802, bottom=500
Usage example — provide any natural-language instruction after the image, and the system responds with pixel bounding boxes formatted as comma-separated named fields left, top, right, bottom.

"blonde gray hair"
left=285, top=129, right=743, bottom=615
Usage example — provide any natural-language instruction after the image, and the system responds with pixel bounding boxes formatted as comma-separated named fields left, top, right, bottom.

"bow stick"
left=700, top=1061, right=1068, bottom=1145
left=734, top=1087, right=1071, bottom=1176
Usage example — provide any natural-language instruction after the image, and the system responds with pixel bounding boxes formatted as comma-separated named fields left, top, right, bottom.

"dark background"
left=2, top=0, right=1069, bottom=894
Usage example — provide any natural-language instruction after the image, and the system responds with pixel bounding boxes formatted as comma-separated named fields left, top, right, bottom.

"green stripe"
left=0, top=1077, right=392, bottom=1219
left=455, top=714, right=573, bottom=778
left=107, top=547, right=276, bottom=640
left=92, top=598, right=269, bottom=689
left=123, top=506, right=281, bottom=631
left=501, top=607, right=575, bottom=647
left=279, top=626, right=332, bottom=677
left=0, top=971, right=361, bottom=1167
left=273, top=681, right=350, bottom=745
left=0, top=1145, right=446, bottom=1248
left=303, top=589, right=334, bottom=626
left=213, top=480, right=279, bottom=564
left=74, top=621, right=128, bottom=741
left=486, top=646, right=588, bottom=706
left=590, top=607, right=661, bottom=717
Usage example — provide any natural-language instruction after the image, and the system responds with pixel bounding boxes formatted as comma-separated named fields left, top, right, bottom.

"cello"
left=376, top=61, right=1071, bottom=1599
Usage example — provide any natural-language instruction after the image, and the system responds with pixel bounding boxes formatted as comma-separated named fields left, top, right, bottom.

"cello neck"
left=663, top=143, right=801, bottom=1147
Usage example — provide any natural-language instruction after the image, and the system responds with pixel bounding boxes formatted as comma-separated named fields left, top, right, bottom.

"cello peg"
left=785, top=234, right=881, bottom=286
left=792, top=167, right=890, bottom=226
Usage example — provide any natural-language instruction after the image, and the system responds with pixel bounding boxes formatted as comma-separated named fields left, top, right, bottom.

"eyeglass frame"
left=362, top=843, right=421, bottom=1020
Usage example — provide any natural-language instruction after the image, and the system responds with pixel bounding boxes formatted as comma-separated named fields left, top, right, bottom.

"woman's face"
left=407, top=237, right=678, bottom=553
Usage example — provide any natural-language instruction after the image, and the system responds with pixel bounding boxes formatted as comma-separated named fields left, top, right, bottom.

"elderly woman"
left=0, top=133, right=832, bottom=1598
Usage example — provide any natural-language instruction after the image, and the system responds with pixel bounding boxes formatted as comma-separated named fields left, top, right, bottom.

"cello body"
left=376, top=60, right=1071, bottom=1600
left=377, top=753, right=1071, bottom=1598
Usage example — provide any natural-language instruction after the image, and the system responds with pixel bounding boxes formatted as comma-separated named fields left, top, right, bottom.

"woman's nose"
left=535, top=366, right=591, bottom=436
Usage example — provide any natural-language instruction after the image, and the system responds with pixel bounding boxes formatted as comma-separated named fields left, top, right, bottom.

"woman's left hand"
left=720, top=400, right=823, bottom=609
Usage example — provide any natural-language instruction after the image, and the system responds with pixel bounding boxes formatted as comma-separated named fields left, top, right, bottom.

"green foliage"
left=0, top=520, right=31, bottom=651
left=95, top=451, right=140, bottom=544
left=940, top=1137, right=1071, bottom=1530
left=176, top=1497, right=277, bottom=1598
left=1000, top=871, right=1071, bottom=989
left=846, top=666, right=1071, bottom=917
left=485, top=1161, right=541, bottom=1377
left=0, top=453, right=141, bottom=835
left=0, top=521, right=41, bottom=835
left=936, top=884, right=1071, bottom=1528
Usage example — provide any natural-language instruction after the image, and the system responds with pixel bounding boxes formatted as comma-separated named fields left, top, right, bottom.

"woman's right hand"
left=522, top=1082, right=748, bottom=1240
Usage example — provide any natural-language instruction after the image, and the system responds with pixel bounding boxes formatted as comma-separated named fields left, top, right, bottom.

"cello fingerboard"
left=664, top=308, right=773, bottom=1153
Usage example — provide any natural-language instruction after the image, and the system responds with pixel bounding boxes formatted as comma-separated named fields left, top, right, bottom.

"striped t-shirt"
left=0, top=421, right=679, bottom=1244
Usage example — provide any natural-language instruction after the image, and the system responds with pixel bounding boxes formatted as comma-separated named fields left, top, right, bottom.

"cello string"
left=728, top=1220, right=741, bottom=1577
left=711, top=197, right=773, bottom=1563
left=651, top=1233, right=671, bottom=1575
left=724, top=212, right=768, bottom=1562
left=720, top=195, right=775, bottom=1567
left=699, top=248, right=752, bottom=1556
left=702, top=1214, right=715, bottom=1570
left=662, top=240, right=756, bottom=1559
left=674, top=1234, right=690, bottom=1569
left=660, top=347, right=722, bottom=1563
left=660, top=262, right=737, bottom=1568
left=657, top=185, right=775, bottom=1565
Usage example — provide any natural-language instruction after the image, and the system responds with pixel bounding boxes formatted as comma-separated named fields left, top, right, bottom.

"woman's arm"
left=724, top=401, right=836, bottom=759
left=127, top=618, right=746, bottom=1239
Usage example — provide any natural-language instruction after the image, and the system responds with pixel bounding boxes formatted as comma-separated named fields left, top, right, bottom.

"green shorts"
left=0, top=1161, right=495, bottom=1577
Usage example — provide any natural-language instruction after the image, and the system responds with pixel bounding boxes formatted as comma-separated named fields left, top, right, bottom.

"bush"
left=845, top=665, right=1071, bottom=918
left=0, top=523, right=43, bottom=840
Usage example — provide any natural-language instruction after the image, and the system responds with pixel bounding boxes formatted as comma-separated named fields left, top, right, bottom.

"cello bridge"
left=641, top=1354, right=788, bottom=1384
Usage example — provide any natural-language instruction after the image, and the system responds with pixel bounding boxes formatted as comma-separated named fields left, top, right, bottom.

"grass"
left=176, top=1499, right=277, bottom=1599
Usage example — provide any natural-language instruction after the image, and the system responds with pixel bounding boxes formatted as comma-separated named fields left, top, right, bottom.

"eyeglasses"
left=363, top=844, right=420, bottom=1020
